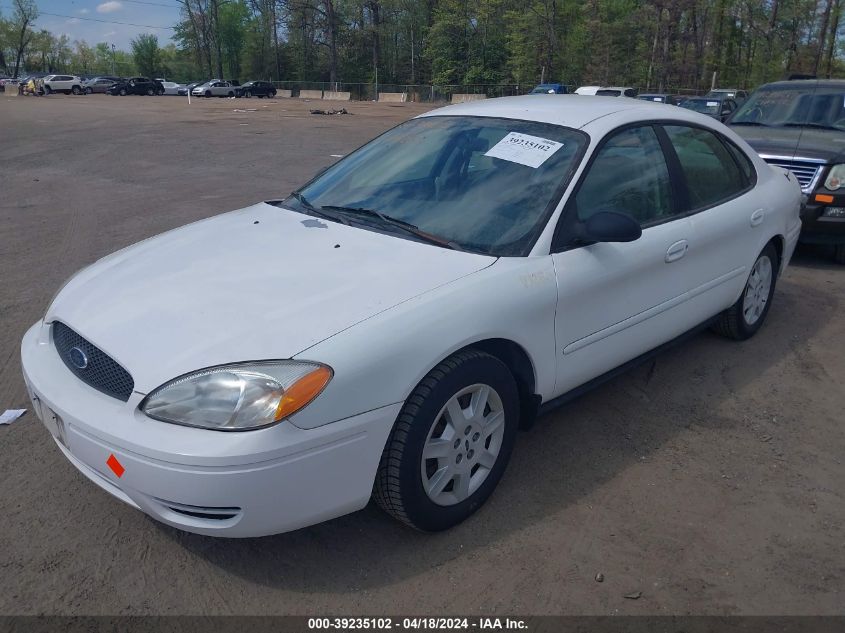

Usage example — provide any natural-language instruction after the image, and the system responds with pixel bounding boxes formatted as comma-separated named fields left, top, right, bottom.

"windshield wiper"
left=288, top=192, right=350, bottom=225
left=320, top=205, right=464, bottom=251
left=781, top=122, right=842, bottom=131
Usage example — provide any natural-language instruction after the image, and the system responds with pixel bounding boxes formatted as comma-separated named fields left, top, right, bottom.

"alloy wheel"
left=742, top=254, right=772, bottom=326
left=421, top=383, right=505, bottom=506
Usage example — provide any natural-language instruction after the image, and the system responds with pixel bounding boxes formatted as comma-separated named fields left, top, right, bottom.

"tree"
left=10, top=0, right=38, bottom=78
left=131, top=33, right=161, bottom=78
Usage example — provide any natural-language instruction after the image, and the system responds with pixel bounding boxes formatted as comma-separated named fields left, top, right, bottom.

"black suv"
left=729, top=79, right=845, bottom=264
left=240, top=80, right=277, bottom=98
left=107, top=77, right=164, bottom=96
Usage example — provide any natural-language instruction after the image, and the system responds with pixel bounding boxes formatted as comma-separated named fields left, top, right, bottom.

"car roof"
left=419, top=94, right=716, bottom=130
left=757, top=79, right=845, bottom=89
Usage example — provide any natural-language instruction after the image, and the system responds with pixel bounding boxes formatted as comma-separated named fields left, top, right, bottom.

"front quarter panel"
left=289, top=256, right=559, bottom=430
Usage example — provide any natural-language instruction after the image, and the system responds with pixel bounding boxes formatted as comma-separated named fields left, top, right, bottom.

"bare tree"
left=11, top=0, right=38, bottom=78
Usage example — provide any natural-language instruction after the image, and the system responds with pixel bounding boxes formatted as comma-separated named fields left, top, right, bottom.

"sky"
left=12, top=0, right=182, bottom=50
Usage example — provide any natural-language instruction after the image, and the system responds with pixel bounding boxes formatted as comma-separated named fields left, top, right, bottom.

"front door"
left=550, top=124, right=700, bottom=396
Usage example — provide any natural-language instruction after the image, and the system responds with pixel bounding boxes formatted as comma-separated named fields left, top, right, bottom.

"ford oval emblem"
left=69, top=347, right=88, bottom=369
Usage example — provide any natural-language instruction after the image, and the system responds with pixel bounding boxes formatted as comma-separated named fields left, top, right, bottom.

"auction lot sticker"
left=485, top=132, right=563, bottom=168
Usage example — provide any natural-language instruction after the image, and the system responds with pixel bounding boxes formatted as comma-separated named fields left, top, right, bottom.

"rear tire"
left=71, top=85, right=81, bottom=95
left=245, top=90, right=252, bottom=98
left=85, top=87, right=93, bottom=94
left=205, top=90, right=211, bottom=98
left=834, top=244, right=845, bottom=265
left=374, top=349, right=519, bottom=531
left=712, top=241, right=779, bottom=340
left=119, top=88, right=127, bottom=96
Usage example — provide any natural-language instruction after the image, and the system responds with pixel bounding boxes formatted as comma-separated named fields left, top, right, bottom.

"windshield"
left=530, top=85, right=556, bottom=94
left=287, top=116, right=587, bottom=256
left=596, top=89, right=622, bottom=97
left=681, top=99, right=720, bottom=114
left=731, top=85, right=845, bottom=129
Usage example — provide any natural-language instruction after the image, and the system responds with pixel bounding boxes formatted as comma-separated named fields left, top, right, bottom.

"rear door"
left=550, top=124, right=701, bottom=395
left=659, top=123, right=760, bottom=314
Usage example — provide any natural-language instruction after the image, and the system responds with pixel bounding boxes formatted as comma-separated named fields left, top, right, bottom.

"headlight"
left=824, top=164, right=845, bottom=190
left=140, top=361, right=332, bottom=431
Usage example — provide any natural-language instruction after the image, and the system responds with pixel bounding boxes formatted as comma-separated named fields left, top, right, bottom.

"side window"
left=722, top=139, right=755, bottom=184
left=574, top=125, right=674, bottom=226
left=663, top=125, right=747, bottom=209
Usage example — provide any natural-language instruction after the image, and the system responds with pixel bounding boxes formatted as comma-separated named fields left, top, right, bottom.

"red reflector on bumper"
left=106, top=454, right=125, bottom=478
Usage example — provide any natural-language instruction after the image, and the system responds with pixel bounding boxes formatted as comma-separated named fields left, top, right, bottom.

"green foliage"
left=131, top=33, right=161, bottom=79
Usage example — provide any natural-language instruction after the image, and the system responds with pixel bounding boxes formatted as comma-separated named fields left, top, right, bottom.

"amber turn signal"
left=815, top=194, right=834, bottom=204
left=274, top=365, right=333, bottom=420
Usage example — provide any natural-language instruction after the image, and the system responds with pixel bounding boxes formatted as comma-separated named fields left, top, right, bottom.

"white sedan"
left=21, top=96, right=802, bottom=537
left=158, top=81, right=184, bottom=96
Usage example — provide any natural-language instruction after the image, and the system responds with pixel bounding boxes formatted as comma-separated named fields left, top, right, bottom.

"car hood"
left=47, top=202, right=495, bottom=394
left=730, top=125, right=845, bottom=163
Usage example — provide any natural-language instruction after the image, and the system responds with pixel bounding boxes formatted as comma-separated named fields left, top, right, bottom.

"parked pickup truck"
left=729, top=79, right=845, bottom=264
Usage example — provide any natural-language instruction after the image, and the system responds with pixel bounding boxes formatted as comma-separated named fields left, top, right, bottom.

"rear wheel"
left=119, top=88, right=127, bottom=96
left=205, top=90, right=212, bottom=98
left=228, top=90, right=234, bottom=97
left=85, top=87, right=93, bottom=94
left=244, top=90, right=252, bottom=98
left=71, top=85, right=81, bottom=95
left=43, top=86, right=52, bottom=95
left=146, top=87, right=154, bottom=96
left=834, top=244, right=845, bottom=265
left=269, top=90, right=276, bottom=98
left=712, top=242, right=779, bottom=340
left=374, top=350, right=519, bottom=531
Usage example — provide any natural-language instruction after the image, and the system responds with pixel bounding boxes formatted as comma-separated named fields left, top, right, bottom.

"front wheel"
left=85, top=87, right=93, bottom=94
left=374, top=350, right=519, bottom=531
left=712, top=242, right=779, bottom=340
left=119, top=88, right=127, bottom=96
left=205, top=90, right=211, bottom=98
left=72, top=85, right=81, bottom=95
left=244, top=90, right=252, bottom=98
left=43, top=86, right=52, bottom=95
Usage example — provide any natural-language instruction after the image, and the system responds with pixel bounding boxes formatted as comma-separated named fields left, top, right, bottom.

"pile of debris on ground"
left=310, top=108, right=350, bottom=115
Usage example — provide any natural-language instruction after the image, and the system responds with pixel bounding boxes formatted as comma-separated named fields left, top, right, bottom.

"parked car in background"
left=159, top=81, right=184, bottom=95
left=729, top=79, right=845, bottom=264
left=240, top=80, right=277, bottom=98
left=679, top=96, right=737, bottom=122
left=192, top=79, right=240, bottom=98
left=706, top=88, right=748, bottom=104
left=107, top=77, right=164, bottom=96
left=43, top=75, right=85, bottom=95
left=596, top=86, right=638, bottom=97
left=574, top=85, right=601, bottom=95
left=637, top=93, right=678, bottom=105
left=177, top=82, right=203, bottom=96
left=529, top=83, right=568, bottom=95
left=83, top=77, right=121, bottom=94
left=22, top=96, right=801, bottom=537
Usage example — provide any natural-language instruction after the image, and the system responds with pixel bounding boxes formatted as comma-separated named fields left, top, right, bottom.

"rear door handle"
left=750, top=208, right=765, bottom=227
left=665, top=239, right=689, bottom=263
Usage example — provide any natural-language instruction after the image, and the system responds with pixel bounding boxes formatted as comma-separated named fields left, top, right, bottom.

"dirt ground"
left=0, top=93, right=843, bottom=616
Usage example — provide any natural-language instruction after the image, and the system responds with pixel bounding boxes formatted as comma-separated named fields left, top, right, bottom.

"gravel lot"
left=0, top=93, right=843, bottom=616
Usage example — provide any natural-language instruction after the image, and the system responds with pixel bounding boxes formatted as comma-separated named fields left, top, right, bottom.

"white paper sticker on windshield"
left=484, top=132, right=563, bottom=168
left=707, top=101, right=719, bottom=106
left=653, top=97, right=662, bottom=102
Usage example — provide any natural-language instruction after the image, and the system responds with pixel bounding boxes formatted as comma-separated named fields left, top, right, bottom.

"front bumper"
left=799, top=198, right=845, bottom=245
left=21, top=321, right=400, bottom=537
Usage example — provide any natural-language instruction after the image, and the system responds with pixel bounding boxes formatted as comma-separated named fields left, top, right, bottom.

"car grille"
left=52, top=321, right=135, bottom=402
left=762, top=158, right=824, bottom=193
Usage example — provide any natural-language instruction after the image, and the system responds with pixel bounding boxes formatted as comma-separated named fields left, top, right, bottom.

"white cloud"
left=66, top=18, right=81, bottom=24
left=96, top=1, right=123, bottom=13
left=79, top=8, right=90, bottom=14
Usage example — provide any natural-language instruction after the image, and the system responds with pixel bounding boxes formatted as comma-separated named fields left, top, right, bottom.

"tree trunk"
left=211, top=0, right=224, bottom=78
left=326, top=0, right=338, bottom=84
left=813, top=0, right=835, bottom=75
left=824, top=0, right=842, bottom=77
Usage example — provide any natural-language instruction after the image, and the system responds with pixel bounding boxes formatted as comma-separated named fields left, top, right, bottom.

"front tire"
left=374, top=350, right=519, bottom=531
left=713, top=242, right=779, bottom=340
left=72, top=85, right=81, bottom=95
left=245, top=90, right=252, bottom=98
left=205, top=90, right=211, bottom=98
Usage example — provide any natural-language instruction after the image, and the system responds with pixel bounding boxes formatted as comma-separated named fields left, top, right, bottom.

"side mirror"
left=580, top=211, right=642, bottom=243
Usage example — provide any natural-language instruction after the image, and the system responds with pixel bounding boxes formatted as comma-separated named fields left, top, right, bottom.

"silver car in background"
left=192, top=79, right=240, bottom=98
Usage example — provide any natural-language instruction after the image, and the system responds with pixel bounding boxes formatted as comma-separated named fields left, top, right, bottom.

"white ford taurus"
left=22, top=96, right=802, bottom=537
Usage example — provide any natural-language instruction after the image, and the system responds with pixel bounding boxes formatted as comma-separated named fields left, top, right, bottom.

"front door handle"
left=750, top=208, right=765, bottom=227
left=665, top=239, right=689, bottom=263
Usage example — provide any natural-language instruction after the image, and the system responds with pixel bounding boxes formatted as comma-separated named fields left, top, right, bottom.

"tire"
left=834, top=244, right=845, bottom=265
left=269, top=90, right=276, bottom=98
left=374, top=349, right=519, bottom=531
left=146, top=87, right=154, bottom=96
left=245, top=90, right=252, bottom=98
left=712, top=241, right=779, bottom=340
left=205, top=90, right=211, bottom=98
left=119, top=88, right=127, bottom=96
left=85, top=87, right=93, bottom=94
left=44, top=86, right=52, bottom=95
left=72, top=85, right=81, bottom=95
left=157, top=89, right=164, bottom=96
